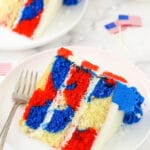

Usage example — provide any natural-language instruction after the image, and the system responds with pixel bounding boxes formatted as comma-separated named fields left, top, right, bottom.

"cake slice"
left=20, top=48, right=144, bottom=150
left=0, top=0, right=79, bottom=38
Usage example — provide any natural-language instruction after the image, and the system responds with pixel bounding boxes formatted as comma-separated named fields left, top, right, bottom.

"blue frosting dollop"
left=63, top=0, right=80, bottom=5
left=112, top=82, right=144, bottom=124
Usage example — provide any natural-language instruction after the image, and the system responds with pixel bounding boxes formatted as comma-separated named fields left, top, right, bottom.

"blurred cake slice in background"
left=0, top=0, right=79, bottom=38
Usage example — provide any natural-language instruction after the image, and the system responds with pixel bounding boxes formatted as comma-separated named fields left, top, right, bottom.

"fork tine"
left=28, top=71, right=38, bottom=96
left=12, top=70, right=38, bottom=101
left=23, top=70, right=32, bottom=97
left=15, top=70, right=24, bottom=94
left=27, top=71, right=35, bottom=96
left=34, top=72, right=38, bottom=88
left=26, top=71, right=33, bottom=96
left=21, top=70, right=28, bottom=94
left=33, top=72, right=38, bottom=92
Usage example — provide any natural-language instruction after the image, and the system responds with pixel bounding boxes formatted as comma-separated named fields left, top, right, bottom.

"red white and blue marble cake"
left=20, top=48, right=144, bottom=150
left=0, top=0, right=79, bottom=38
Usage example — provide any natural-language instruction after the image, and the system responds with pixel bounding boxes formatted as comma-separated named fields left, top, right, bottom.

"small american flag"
left=118, top=15, right=142, bottom=27
left=104, top=21, right=128, bottom=34
left=104, top=22, right=119, bottom=34
left=0, top=62, right=12, bottom=76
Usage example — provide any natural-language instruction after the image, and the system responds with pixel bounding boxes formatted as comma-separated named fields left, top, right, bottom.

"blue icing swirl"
left=45, top=106, right=74, bottom=133
left=52, top=56, right=72, bottom=90
left=20, top=0, right=44, bottom=21
left=123, top=104, right=143, bottom=124
left=123, top=112, right=138, bottom=124
left=88, top=78, right=116, bottom=102
left=26, top=100, right=52, bottom=129
left=63, top=0, right=80, bottom=5
left=112, top=82, right=144, bottom=124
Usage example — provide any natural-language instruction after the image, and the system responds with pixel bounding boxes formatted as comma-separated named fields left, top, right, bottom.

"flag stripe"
left=104, top=22, right=119, bottom=34
left=118, top=15, right=142, bottom=27
left=0, top=63, right=12, bottom=76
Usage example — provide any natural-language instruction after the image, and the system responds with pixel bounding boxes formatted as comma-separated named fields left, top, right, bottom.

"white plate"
left=0, top=1, right=87, bottom=51
left=0, top=47, right=150, bottom=150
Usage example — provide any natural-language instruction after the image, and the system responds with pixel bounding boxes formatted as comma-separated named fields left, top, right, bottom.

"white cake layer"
left=33, top=0, right=63, bottom=38
left=92, top=103, right=124, bottom=150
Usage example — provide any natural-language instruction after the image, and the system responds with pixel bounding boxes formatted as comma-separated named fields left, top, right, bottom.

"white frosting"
left=92, top=103, right=124, bottom=150
left=33, top=0, right=63, bottom=38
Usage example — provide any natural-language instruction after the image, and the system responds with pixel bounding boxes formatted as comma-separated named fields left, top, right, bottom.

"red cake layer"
left=13, top=11, right=42, bottom=37
left=62, top=128, right=97, bottom=150
left=64, top=67, right=92, bottom=110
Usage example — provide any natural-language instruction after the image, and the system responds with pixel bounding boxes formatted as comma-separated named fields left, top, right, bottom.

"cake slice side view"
left=20, top=48, right=144, bottom=150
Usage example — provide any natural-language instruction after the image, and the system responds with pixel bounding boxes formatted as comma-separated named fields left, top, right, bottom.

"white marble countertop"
left=0, top=0, right=150, bottom=149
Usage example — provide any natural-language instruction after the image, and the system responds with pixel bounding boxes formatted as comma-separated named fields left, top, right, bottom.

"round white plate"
left=0, top=0, right=87, bottom=51
left=0, top=47, right=150, bottom=150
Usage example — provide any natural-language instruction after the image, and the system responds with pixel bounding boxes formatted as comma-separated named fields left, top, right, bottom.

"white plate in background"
left=0, top=47, right=150, bottom=150
left=0, top=0, right=87, bottom=51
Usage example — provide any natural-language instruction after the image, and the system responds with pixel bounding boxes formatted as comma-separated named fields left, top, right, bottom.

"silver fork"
left=0, top=70, right=38, bottom=150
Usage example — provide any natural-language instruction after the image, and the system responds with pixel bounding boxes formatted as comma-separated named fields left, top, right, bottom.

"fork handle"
left=0, top=102, right=20, bottom=150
